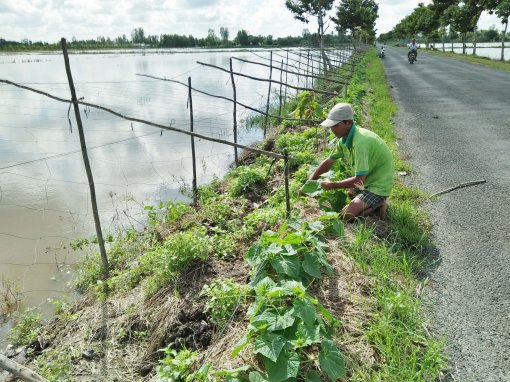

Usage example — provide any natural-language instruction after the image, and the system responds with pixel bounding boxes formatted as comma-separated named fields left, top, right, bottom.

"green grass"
left=342, top=48, right=446, bottom=380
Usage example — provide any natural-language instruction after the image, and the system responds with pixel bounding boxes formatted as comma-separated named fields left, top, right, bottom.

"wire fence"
left=0, top=40, right=363, bottom=363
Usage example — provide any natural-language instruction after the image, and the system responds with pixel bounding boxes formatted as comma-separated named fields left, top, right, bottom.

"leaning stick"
left=430, top=180, right=486, bottom=197
left=0, top=354, right=49, bottom=382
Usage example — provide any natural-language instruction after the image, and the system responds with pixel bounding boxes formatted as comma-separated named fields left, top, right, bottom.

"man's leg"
left=342, top=195, right=388, bottom=221
left=341, top=197, right=372, bottom=221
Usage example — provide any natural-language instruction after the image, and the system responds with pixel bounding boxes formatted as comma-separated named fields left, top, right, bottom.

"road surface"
left=382, top=47, right=510, bottom=381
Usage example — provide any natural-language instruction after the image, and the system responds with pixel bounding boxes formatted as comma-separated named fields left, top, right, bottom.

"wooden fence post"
left=263, top=51, right=273, bottom=138
left=279, top=59, right=283, bottom=117
left=284, top=50, right=289, bottom=108
left=188, top=77, right=198, bottom=205
left=229, top=58, right=238, bottom=166
left=60, top=38, right=109, bottom=279
left=284, top=150, right=290, bottom=219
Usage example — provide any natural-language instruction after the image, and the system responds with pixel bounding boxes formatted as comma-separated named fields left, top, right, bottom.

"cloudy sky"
left=0, top=0, right=504, bottom=43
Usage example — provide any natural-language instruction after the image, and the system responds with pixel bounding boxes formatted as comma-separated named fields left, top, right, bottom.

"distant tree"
left=285, top=0, right=336, bottom=71
left=449, top=1, right=482, bottom=54
left=115, top=34, right=129, bottom=45
left=332, top=0, right=379, bottom=46
left=483, top=26, right=500, bottom=41
left=219, top=27, right=229, bottom=44
left=234, top=29, right=250, bottom=46
left=131, top=27, right=145, bottom=44
left=206, top=29, right=219, bottom=46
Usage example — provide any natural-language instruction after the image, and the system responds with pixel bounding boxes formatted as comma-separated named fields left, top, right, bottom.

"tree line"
left=0, top=27, right=350, bottom=51
left=379, top=0, right=509, bottom=60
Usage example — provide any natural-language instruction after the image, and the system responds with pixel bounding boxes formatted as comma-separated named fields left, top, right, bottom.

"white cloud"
left=0, top=0, right=506, bottom=43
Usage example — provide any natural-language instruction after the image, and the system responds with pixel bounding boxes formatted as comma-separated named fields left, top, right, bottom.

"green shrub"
left=35, top=348, right=73, bottom=382
left=139, top=228, right=212, bottom=296
left=227, top=165, right=269, bottom=197
left=8, top=308, right=42, bottom=346
left=201, top=279, right=249, bottom=326
left=156, top=348, right=198, bottom=381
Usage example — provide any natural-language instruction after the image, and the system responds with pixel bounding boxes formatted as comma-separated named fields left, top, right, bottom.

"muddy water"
left=0, top=48, right=278, bottom=345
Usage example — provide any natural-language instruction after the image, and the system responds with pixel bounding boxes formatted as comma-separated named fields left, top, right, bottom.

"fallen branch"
left=430, top=180, right=486, bottom=197
left=0, top=354, right=48, bottom=382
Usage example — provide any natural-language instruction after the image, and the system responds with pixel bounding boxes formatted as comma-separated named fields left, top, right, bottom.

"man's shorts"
left=352, top=188, right=386, bottom=208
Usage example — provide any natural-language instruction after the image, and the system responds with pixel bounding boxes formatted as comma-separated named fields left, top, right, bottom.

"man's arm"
left=309, top=158, right=336, bottom=180
left=321, top=175, right=366, bottom=190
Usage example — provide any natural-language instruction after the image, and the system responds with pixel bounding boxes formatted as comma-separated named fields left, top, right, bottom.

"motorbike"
left=408, top=50, right=417, bottom=64
left=379, top=50, right=385, bottom=59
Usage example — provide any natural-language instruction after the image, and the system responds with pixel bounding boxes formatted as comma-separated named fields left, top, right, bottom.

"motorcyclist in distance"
left=408, top=38, right=418, bottom=61
left=380, top=45, right=385, bottom=58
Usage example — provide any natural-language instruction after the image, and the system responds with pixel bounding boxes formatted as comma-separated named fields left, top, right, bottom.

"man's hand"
left=320, top=178, right=337, bottom=190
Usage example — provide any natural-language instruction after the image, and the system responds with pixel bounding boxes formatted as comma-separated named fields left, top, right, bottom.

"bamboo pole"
left=188, top=77, right=198, bottom=205
left=229, top=58, right=238, bottom=166
left=0, top=354, right=48, bottom=382
left=60, top=38, right=109, bottom=279
left=284, top=50, right=289, bottom=108
left=284, top=151, right=290, bottom=219
left=306, top=49, right=310, bottom=88
left=278, top=59, right=283, bottom=117
left=264, top=51, right=273, bottom=137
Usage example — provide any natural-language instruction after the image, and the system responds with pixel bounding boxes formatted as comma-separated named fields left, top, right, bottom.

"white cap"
left=320, top=103, right=354, bottom=127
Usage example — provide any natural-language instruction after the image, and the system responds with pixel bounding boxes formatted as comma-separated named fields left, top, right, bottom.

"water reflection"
left=0, top=49, right=281, bottom=345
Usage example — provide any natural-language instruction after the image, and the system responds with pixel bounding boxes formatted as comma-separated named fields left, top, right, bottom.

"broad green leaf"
left=250, top=269, right=270, bottom=288
left=306, top=221, right=324, bottom=232
left=305, top=370, right=323, bottom=382
left=332, top=220, right=344, bottom=237
left=246, top=242, right=262, bottom=265
left=316, top=301, right=338, bottom=326
left=282, top=244, right=298, bottom=256
left=317, top=212, right=340, bottom=221
left=213, top=365, right=250, bottom=376
left=257, top=308, right=295, bottom=331
left=271, top=255, right=301, bottom=278
left=293, top=298, right=317, bottom=325
left=303, top=252, right=321, bottom=278
left=301, top=180, right=321, bottom=196
left=249, top=371, right=268, bottom=382
left=231, top=332, right=251, bottom=358
left=254, top=276, right=276, bottom=294
left=280, top=280, right=306, bottom=297
left=266, top=242, right=284, bottom=254
left=266, top=286, right=286, bottom=299
left=319, top=339, right=345, bottom=381
left=328, top=190, right=349, bottom=212
left=278, top=232, right=304, bottom=245
left=264, top=350, right=300, bottom=382
left=294, top=323, right=320, bottom=347
left=253, top=333, right=286, bottom=362
left=318, top=195, right=335, bottom=212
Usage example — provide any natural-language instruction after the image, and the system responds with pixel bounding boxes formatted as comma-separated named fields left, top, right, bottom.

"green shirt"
left=329, top=124, right=394, bottom=196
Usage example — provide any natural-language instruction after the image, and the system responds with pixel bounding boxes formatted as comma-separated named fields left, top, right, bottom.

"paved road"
left=381, top=47, right=510, bottom=381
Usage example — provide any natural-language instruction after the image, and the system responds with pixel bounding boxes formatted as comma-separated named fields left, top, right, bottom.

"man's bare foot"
left=375, top=201, right=388, bottom=220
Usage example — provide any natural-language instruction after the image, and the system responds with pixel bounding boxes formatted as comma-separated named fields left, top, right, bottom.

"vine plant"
left=230, top=218, right=346, bottom=381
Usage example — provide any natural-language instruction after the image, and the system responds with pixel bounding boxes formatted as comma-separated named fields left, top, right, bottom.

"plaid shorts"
left=352, top=188, right=386, bottom=208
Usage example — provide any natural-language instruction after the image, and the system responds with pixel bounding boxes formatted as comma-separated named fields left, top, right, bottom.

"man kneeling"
left=309, top=103, right=394, bottom=221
